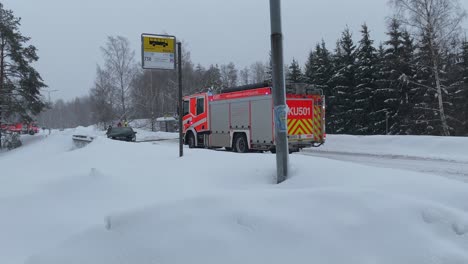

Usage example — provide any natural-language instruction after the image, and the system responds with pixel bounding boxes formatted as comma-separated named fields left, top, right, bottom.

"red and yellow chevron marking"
left=313, top=105, right=322, bottom=141
left=288, top=118, right=313, bottom=136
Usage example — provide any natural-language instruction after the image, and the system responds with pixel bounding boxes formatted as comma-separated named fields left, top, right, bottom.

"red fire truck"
left=182, top=82, right=325, bottom=153
left=0, top=122, right=39, bottom=135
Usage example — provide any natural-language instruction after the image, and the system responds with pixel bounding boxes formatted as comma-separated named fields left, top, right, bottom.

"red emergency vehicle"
left=0, top=122, right=39, bottom=135
left=182, top=82, right=325, bottom=153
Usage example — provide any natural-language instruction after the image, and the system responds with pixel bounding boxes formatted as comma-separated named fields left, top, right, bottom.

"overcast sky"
left=3, top=0, right=468, bottom=101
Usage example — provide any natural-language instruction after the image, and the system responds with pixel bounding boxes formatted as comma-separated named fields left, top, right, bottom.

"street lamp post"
left=43, top=89, right=58, bottom=134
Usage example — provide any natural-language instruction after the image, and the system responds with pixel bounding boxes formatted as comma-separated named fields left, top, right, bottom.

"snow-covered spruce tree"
left=305, top=41, right=334, bottom=96
left=462, top=40, right=468, bottom=134
left=375, top=19, right=414, bottom=135
left=447, top=39, right=468, bottom=135
left=304, top=41, right=334, bottom=132
left=354, top=24, right=378, bottom=135
left=395, top=31, right=418, bottom=134
left=304, top=49, right=315, bottom=85
left=373, top=44, right=392, bottom=134
left=324, top=40, right=343, bottom=134
left=287, top=58, right=304, bottom=82
left=408, top=31, right=444, bottom=135
left=317, top=41, right=333, bottom=96
left=329, top=27, right=356, bottom=134
left=286, top=58, right=304, bottom=93
left=391, top=0, right=467, bottom=136
left=0, top=3, right=46, bottom=123
left=204, top=64, right=222, bottom=90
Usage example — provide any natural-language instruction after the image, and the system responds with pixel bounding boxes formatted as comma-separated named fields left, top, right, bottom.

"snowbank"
left=0, top=131, right=467, bottom=264
left=24, top=154, right=468, bottom=264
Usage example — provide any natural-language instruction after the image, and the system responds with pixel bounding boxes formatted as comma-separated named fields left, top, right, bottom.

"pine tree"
left=374, top=19, right=412, bottom=135
left=285, top=58, right=304, bottom=93
left=204, top=64, right=222, bottom=92
left=317, top=41, right=333, bottom=94
left=306, top=41, right=333, bottom=95
left=329, top=27, right=356, bottom=134
left=373, top=44, right=390, bottom=134
left=304, top=50, right=315, bottom=84
left=450, top=39, right=468, bottom=135
left=396, top=31, right=418, bottom=134
left=325, top=40, right=343, bottom=134
left=463, top=40, right=468, bottom=135
left=390, top=0, right=467, bottom=136
left=287, top=58, right=304, bottom=83
left=409, top=31, right=442, bottom=135
left=304, top=41, right=334, bottom=131
left=354, top=24, right=378, bottom=135
left=0, top=3, right=46, bottom=122
left=286, top=58, right=304, bottom=83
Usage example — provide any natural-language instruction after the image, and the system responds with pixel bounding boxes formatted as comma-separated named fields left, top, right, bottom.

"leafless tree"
left=390, top=0, right=467, bottom=136
left=89, top=65, right=115, bottom=127
left=220, top=62, right=238, bottom=88
left=250, top=61, right=267, bottom=83
left=239, top=66, right=250, bottom=85
left=100, top=36, right=137, bottom=120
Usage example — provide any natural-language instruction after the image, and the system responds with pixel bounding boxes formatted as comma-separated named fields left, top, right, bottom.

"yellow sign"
left=143, top=36, right=175, bottom=53
left=141, top=34, right=176, bottom=70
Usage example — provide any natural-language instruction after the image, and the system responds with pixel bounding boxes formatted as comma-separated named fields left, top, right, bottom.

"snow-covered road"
left=300, top=150, right=468, bottom=183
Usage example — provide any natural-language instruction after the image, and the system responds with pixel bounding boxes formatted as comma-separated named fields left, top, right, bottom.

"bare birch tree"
left=250, top=61, right=267, bottom=83
left=220, top=62, right=238, bottom=88
left=90, top=65, right=115, bottom=127
left=100, top=36, right=137, bottom=120
left=239, top=67, right=250, bottom=85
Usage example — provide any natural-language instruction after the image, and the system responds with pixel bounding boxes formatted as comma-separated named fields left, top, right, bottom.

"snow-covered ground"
left=1, top=129, right=467, bottom=264
left=302, top=135, right=468, bottom=182
left=307, top=134, right=468, bottom=162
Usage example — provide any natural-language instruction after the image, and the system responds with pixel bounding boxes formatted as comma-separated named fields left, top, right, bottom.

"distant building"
left=156, top=116, right=177, bottom=132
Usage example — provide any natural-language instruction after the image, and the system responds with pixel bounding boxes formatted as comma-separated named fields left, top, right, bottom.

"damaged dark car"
left=106, top=127, right=137, bottom=142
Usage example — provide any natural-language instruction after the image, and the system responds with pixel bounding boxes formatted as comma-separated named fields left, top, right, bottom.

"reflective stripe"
left=190, top=118, right=207, bottom=129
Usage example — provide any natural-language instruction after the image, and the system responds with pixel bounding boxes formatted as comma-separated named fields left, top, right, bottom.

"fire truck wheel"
left=233, top=134, right=248, bottom=153
left=187, top=133, right=196, bottom=148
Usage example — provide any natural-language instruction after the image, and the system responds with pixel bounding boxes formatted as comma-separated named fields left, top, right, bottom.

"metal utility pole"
left=177, top=42, right=183, bottom=157
left=270, top=0, right=289, bottom=183
left=44, top=89, right=58, bottom=134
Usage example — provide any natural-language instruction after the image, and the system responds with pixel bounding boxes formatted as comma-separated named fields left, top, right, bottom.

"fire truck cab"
left=182, top=83, right=325, bottom=153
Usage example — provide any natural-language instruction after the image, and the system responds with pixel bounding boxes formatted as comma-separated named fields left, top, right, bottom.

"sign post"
left=177, top=42, right=183, bottom=157
left=141, top=34, right=183, bottom=157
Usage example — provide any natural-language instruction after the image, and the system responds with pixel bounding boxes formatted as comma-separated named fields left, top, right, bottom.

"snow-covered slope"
left=0, top=130, right=467, bottom=264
